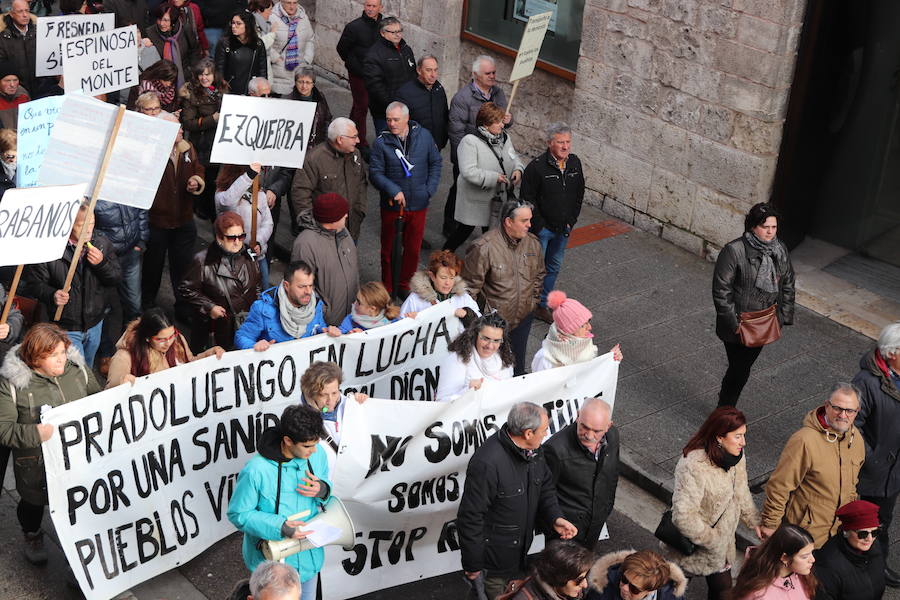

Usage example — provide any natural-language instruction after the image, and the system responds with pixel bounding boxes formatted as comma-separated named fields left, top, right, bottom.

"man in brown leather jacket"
left=462, top=200, right=545, bottom=376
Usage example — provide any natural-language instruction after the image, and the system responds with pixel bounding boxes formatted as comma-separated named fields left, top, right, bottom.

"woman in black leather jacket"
left=712, top=202, right=795, bottom=407
left=214, top=10, right=267, bottom=95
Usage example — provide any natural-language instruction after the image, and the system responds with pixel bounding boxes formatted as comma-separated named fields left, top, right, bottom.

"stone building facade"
left=309, top=0, right=808, bottom=257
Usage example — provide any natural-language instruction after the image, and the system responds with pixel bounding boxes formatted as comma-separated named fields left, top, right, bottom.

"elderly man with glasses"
left=760, top=383, right=866, bottom=547
left=362, top=16, right=415, bottom=134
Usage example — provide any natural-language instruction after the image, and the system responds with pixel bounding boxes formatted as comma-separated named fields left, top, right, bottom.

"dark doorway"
left=771, top=0, right=900, bottom=267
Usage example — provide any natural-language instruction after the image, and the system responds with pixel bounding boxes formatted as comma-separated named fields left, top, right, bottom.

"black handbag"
left=655, top=489, right=733, bottom=556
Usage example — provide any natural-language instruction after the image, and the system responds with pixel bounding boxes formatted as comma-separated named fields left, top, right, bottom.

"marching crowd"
left=0, top=1, right=897, bottom=600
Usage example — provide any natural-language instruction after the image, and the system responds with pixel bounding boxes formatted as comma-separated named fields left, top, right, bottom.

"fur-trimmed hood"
left=587, top=550, right=687, bottom=598
left=408, top=270, right=471, bottom=304
left=0, top=342, right=85, bottom=390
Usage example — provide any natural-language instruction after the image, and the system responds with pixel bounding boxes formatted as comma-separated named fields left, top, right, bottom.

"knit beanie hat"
left=313, top=193, right=349, bottom=224
left=547, top=290, right=592, bottom=335
left=835, top=500, right=880, bottom=530
left=0, top=60, right=20, bottom=82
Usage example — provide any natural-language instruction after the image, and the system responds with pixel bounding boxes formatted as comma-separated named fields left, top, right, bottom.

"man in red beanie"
left=291, top=193, right=359, bottom=326
left=814, top=499, right=886, bottom=600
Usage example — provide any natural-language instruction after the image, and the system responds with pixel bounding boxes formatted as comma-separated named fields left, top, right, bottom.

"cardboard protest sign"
left=39, top=94, right=179, bottom=209
left=0, top=184, right=87, bottom=267
left=16, top=96, right=65, bottom=188
left=37, top=14, right=115, bottom=77
left=509, top=11, right=553, bottom=81
left=210, top=94, right=318, bottom=169
left=320, top=355, right=619, bottom=599
left=41, top=303, right=459, bottom=600
left=63, top=25, right=138, bottom=95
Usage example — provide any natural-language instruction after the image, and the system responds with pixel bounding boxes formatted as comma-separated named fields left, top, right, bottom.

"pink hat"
left=547, top=291, right=592, bottom=335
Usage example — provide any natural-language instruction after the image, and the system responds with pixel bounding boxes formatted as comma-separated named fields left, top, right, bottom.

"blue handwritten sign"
left=16, top=96, right=65, bottom=188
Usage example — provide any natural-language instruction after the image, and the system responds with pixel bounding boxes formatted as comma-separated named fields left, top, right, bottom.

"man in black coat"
left=520, top=122, right=585, bottom=323
left=362, top=16, right=415, bottom=135
left=458, top=402, right=578, bottom=600
left=336, top=0, right=382, bottom=150
left=544, top=398, right=619, bottom=549
left=0, top=1, right=38, bottom=97
left=853, top=322, right=900, bottom=587
left=23, top=204, right=121, bottom=368
left=395, top=54, right=449, bottom=150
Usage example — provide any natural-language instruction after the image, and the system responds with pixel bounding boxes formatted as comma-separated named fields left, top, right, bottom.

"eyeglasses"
left=384, top=28, right=403, bottom=34
left=339, top=134, right=360, bottom=140
left=852, top=528, right=882, bottom=539
left=572, top=572, right=588, bottom=586
left=482, top=70, right=497, bottom=75
left=1, top=153, right=15, bottom=162
left=151, top=330, right=179, bottom=344
left=621, top=573, right=651, bottom=596
left=477, top=334, right=503, bottom=346
left=827, top=401, right=859, bottom=415
left=141, top=106, right=162, bottom=115
left=223, top=232, right=247, bottom=241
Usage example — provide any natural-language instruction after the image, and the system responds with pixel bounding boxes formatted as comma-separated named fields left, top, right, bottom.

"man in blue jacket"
left=369, top=101, right=442, bottom=296
left=228, top=404, right=332, bottom=600
left=234, top=260, right=334, bottom=351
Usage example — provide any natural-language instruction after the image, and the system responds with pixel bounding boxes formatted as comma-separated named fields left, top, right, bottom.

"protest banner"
left=63, top=25, right=138, bottom=96
left=16, top=96, right=65, bottom=188
left=507, top=11, right=553, bottom=111
left=39, top=94, right=180, bottom=211
left=41, top=303, right=459, bottom=599
left=320, top=354, right=620, bottom=599
left=36, top=13, right=115, bottom=77
left=210, top=94, right=317, bottom=169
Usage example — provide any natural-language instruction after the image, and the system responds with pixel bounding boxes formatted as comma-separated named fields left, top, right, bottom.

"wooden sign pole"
left=0, top=264, right=24, bottom=325
left=250, top=174, right=259, bottom=249
left=506, top=79, right=521, bottom=114
left=53, top=104, right=127, bottom=322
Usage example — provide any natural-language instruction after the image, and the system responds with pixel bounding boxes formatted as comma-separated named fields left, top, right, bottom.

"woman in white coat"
left=435, top=312, right=514, bottom=402
left=443, top=102, right=524, bottom=252
left=401, top=250, right=480, bottom=334
left=268, top=0, right=315, bottom=96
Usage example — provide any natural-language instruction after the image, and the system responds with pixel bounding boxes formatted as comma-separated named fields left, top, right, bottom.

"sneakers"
left=534, top=305, right=553, bottom=324
left=23, top=530, right=48, bottom=565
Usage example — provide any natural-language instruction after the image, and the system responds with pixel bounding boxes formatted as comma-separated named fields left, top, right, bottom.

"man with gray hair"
left=521, top=122, right=586, bottom=323
left=853, top=322, right=900, bottom=586
left=458, top=402, right=577, bottom=599
left=369, top=101, right=441, bottom=295
left=761, top=382, right=866, bottom=547
left=228, top=560, right=301, bottom=600
left=362, top=16, right=416, bottom=134
left=247, top=77, right=272, bottom=97
left=444, top=55, right=513, bottom=237
left=290, top=117, right=368, bottom=241
left=544, top=397, right=619, bottom=549
left=396, top=54, right=449, bottom=149
left=462, top=200, right=545, bottom=375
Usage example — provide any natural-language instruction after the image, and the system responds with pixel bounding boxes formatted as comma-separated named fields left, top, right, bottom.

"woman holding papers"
left=435, top=312, right=514, bottom=402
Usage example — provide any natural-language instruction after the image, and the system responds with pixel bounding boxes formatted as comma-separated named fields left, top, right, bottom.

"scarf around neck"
left=278, top=283, right=316, bottom=339
left=471, top=349, right=506, bottom=380
left=159, top=25, right=184, bottom=87
left=541, top=323, right=599, bottom=368
left=351, top=306, right=391, bottom=330
left=713, top=448, right=743, bottom=471
left=278, top=5, right=301, bottom=71
left=477, top=125, right=505, bottom=146
left=141, top=79, right=175, bottom=108
left=743, top=231, right=786, bottom=293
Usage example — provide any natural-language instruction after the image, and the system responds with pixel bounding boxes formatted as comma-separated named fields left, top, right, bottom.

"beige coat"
left=670, top=449, right=759, bottom=576
left=761, top=407, right=865, bottom=547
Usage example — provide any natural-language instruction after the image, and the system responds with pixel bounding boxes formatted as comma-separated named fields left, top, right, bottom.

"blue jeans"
left=258, top=257, right=269, bottom=290
left=509, top=313, right=534, bottom=377
left=301, top=575, right=317, bottom=599
left=538, top=227, right=569, bottom=307
left=67, top=319, right=104, bottom=368
left=118, top=248, right=142, bottom=322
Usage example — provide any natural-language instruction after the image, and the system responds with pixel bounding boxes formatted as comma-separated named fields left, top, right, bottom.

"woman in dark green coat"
left=0, top=323, right=101, bottom=565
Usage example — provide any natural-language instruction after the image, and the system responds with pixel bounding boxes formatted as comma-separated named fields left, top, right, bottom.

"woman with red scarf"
left=127, top=59, right=180, bottom=113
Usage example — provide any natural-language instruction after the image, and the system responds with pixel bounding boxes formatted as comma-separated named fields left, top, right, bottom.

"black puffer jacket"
left=362, top=37, right=416, bottom=118
left=23, top=234, right=121, bottom=332
left=179, top=82, right=223, bottom=163
left=336, top=11, right=381, bottom=77
left=544, top=422, right=619, bottom=547
left=521, top=151, right=585, bottom=234
left=457, top=425, right=564, bottom=578
left=711, top=236, right=795, bottom=345
left=214, top=36, right=267, bottom=96
left=395, top=78, right=449, bottom=149
left=853, top=348, right=900, bottom=497
left=814, top=532, right=885, bottom=600
left=93, top=200, right=149, bottom=255
left=0, top=14, right=37, bottom=94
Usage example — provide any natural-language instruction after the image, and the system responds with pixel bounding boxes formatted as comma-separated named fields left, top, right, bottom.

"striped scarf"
left=280, top=10, right=300, bottom=71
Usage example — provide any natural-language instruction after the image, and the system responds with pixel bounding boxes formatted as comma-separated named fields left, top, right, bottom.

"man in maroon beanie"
left=291, top=193, right=359, bottom=326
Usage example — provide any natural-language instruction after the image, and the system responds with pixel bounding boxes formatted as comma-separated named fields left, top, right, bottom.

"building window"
left=462, top=0, right=584, bottom=79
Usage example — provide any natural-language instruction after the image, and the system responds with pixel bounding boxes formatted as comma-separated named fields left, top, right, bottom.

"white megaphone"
left=261, top=496, right=356, bottom=561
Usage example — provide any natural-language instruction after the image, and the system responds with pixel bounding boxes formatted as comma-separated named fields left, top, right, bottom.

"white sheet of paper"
left=303, top=521, right=341, bottom=548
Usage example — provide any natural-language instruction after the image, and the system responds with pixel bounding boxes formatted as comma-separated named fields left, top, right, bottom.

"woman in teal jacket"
left=227, top=404, right=332, bottom=598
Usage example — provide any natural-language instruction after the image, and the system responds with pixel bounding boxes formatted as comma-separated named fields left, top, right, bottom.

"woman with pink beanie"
left=531, top=290, right=622, bottom=372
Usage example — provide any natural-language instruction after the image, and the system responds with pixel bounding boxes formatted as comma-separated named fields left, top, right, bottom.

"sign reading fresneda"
left=36, top=14, right=115, bottom=77
left=0, top=184, right=87, bottom=267
left=63, top=25, right=138, bottom=96
left=210, top=94, right=318, bottom=169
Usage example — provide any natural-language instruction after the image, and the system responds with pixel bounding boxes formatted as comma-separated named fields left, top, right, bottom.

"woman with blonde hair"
left=338, top=281, right=401, bottom=334
left=299, top=361, right=367, bottom=448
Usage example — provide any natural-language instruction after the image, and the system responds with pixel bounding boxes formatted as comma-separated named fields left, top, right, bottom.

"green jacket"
left=0, top=344, right=101, bottom=505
